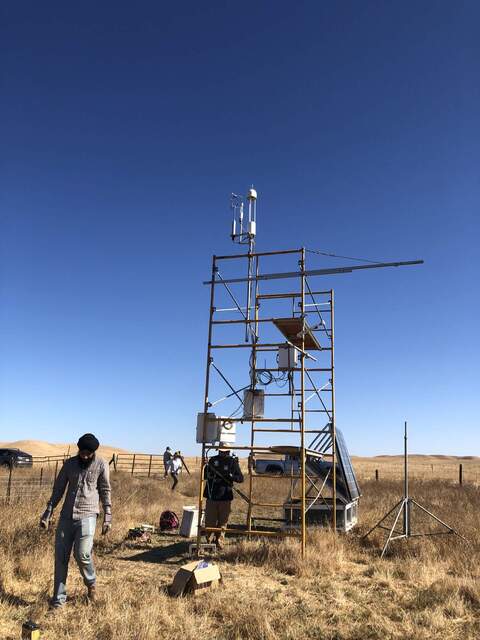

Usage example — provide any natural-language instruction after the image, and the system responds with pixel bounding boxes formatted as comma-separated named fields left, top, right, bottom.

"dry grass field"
left=0, top=460, right=479, bottom=640
left=352, top=455, right=480, bottom=484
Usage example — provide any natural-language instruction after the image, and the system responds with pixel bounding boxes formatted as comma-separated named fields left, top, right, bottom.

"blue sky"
left=1, top=2, right=479, bottom=455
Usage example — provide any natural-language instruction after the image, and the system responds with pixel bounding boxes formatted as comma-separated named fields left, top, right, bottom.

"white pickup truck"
left=253, top=454, right=300, bottom=475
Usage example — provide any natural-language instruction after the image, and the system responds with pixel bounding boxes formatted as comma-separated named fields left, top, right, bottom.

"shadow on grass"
left=0, top=585, right=31, bottom=607
left=120, top=539, right=191, bottom=565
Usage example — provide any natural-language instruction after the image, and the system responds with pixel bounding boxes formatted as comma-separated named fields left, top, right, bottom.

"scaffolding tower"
left=196, top=190, right=423, bottom=556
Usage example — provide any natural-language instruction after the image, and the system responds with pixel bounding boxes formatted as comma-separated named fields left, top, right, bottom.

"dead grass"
left=0, top=465, right=479, bottom=639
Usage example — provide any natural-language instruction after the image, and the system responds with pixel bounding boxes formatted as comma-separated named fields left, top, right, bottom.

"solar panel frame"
left=335, top=428, right=361, bottom=500
left=307, top=426, right=361, bottom=502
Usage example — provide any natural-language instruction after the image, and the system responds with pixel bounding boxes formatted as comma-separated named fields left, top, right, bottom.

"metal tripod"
left=363, top=421, right=466, bottom=557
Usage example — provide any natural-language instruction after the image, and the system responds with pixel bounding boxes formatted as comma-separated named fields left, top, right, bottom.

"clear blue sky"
left=1, top=2, right=478, bottom=456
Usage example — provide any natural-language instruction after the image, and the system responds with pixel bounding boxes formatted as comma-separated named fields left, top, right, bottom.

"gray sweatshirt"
left=47, top=455, right=112, bottom=520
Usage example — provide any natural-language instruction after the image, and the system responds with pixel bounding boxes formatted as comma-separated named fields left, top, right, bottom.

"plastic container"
left=180, top=506, right=199, bottom=537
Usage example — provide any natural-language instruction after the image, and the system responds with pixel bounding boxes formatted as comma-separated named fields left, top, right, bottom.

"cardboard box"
left=169, top=561, right=221, bottom=597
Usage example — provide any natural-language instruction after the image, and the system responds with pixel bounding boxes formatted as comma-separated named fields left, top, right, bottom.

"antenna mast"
left=230, top=187, right=258, bottom=342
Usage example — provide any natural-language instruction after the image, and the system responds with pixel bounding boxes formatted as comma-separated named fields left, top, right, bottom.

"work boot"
left=87, top=584, right=96, bottom=603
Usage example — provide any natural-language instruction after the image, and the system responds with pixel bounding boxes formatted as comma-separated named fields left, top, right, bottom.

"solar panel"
left=307, top=425, right=361, bottom=502
left=336, top=428, right=361, bottom=500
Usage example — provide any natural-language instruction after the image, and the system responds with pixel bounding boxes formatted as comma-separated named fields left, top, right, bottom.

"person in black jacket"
left=203, top=448, right=243, bottom=549
left=163, top=447, right=172, bottom=478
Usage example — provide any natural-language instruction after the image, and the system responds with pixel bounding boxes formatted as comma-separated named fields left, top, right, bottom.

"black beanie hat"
left=77, top=433, right=100, bottom=453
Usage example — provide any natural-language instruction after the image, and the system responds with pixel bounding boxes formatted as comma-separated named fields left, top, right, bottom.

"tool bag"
left=127, top=527, right=152, bottom=543
left=160, top=510, right=180, bottom=531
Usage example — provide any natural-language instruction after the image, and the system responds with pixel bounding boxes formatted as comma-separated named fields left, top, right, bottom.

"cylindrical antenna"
left=239, top=202, right=244, bottom=237
left=249, top=187, right=257, bottom=222
left=247, top=186, right=257, bottom=241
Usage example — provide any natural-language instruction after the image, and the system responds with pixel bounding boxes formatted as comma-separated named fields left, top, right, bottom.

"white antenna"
left=230, top=186, right=257, bottom=247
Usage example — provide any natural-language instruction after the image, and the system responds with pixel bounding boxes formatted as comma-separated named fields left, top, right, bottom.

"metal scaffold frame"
left=194, top=187, right=423, bottom=557
left=196, top=247, right=338, bottom=556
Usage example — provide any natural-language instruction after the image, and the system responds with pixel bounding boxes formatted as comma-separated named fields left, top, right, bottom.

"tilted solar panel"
left=307, top=425, right=361, bottom=501
left=336, top=428, right=361, bottom=500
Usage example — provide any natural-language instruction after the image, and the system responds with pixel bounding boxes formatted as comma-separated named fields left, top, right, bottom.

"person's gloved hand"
left=102, top=508, right=112, bottom=535
left=40, top=506, right=53, bottom=530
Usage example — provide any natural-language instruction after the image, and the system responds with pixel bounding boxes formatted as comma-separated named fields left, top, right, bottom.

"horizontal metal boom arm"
left=203, top=259, right=424, bottom=285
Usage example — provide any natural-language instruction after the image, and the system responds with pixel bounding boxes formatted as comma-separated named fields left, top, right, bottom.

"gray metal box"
left=196, top=413, right=237, bottom=444
left=243, top=389, right=265, bottom=419
left=278, top=345, right=298, bottom=370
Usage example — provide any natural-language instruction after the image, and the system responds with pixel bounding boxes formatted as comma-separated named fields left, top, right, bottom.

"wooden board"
left=272, top=318, right=321, bottom=350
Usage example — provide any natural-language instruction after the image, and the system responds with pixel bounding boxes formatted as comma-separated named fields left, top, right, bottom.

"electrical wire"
left=306, top=248, right=384, bottom=264
left=228, top=400, right=245, bottom=419
left=251, top=348, right=290, bottom=388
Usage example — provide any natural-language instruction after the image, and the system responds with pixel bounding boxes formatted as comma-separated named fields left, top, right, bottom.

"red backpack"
left=159, top=510, right=179, bottom=531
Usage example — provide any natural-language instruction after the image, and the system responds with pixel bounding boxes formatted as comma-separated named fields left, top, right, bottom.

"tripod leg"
left=362, top=500, right=403, bottom=540
left=411, top=500, right=469, bottom=543
left=381, top=500, right=405, bottom=558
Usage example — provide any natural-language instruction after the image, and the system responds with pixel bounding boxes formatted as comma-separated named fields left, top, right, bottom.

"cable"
left=306, top=248, right=384, bottom=264
left=228, top=401, right=244, bottom=419
left=256, top=370, right=273, bottom=385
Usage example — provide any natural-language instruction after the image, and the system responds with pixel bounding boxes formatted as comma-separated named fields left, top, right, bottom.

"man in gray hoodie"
left=40, top=433, right=112, bottom=608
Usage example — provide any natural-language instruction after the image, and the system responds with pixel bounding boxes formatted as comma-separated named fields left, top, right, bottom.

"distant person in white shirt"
left=169, top=451, right=183, bottom=490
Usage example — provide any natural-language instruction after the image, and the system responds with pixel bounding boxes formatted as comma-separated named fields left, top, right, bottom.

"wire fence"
left=1, top=453, right=478, bottom=504
left=0, top=453, right=201, bottom=502
left=0, top=465, right=56, bottom=502
left=112, top=453, right=201, bottom=477
left=0, top=454, right=81, bottom=502
left=355, top=461, right=480, bottom=485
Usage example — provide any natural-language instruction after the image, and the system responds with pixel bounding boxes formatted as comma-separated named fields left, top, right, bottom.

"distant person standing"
left=163, top=446, right=172, bottom=477
left=203, top=448, right=243, bottom=549
left=169, top=451, right=183, bottom=490
left=40, top=433, right=112, bottom=608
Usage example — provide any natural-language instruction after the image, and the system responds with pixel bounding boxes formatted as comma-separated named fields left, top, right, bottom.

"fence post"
left=375, top=469, right=379, bottom=482
left=39, top=467, right=44, bottom=487
left=459, top=464, right=463, bottom=486
left=131, top=454, right=136, bottom=476
left=6, top=465, right=13, bottom=503
left=113, top=454, right=118, bottom=472
left=53, top=461, right=59, bottom=487
left=148, top=455, right=153, bottom=478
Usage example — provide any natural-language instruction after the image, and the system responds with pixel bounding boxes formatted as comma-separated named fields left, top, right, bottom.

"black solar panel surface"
left=336, top=428, right=361, bottom=500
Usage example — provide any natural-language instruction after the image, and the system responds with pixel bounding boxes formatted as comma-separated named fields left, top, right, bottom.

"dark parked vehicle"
left=0, top=448, right=33, bottom=469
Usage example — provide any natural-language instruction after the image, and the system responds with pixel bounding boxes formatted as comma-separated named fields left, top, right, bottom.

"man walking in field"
left=40, top=433, right=112, bottom=608
left=203, top=447, right=243, bottom=549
